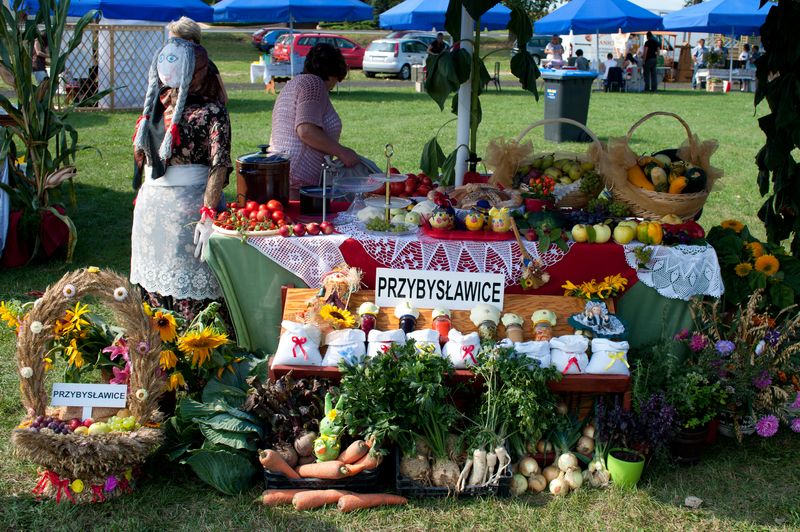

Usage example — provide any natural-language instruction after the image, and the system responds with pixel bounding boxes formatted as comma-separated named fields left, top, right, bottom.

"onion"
left=549, top=473, right=569, bottom=496
left=564, top=467, right=583, bottom=490
left=556, top=402, right=569, bottom=416
left=583, top=423, right=595, bottom=439
left=535, top=440, right=553, bottom=454
left=557, top=452, right=578, bottom=472
left=542, top=464, right=560, bottom=483
left=528, top=473, right=547, bottom=493
left=576, top=435, right=595, bottom=455
left=518, top=456, right=540, bottom=477
left=511, top=474, right=528, bottom=496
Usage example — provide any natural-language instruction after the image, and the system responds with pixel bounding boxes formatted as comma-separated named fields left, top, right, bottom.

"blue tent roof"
left=662, top=0, right=771, bottom=34
left=534, top=0, right=663, bottom=35
left=379, top=0, right=511, bottom=30
left=213, top=0, right=373, bottom=24
left=22, top=0, right=214, bottom=22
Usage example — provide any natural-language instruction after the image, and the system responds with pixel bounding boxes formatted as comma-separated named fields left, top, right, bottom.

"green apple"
left=560, top=177, right=573, bottom=185
left=390, top=207, right=406, bottom=216
left=544, top=167, right=562, bottom=179
left=617, top=220, right=638, bottom=230
left=391, top=213, right=407, bottom=224
left=580, top=161, right=595, bottom=172
left=613, top=224, right=636, bottom=244
left=571, top=224, right=589, bottom=243
left=87, top=422, right=111, bottom=435
left=405, top=212, right=421, bottom=225
left=593, top=223, right=612, bottom=243
left=569, top=168, right=583, bottom=181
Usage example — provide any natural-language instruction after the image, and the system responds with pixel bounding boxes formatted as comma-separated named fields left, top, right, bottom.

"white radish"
left=483, top=451, right=498, bottom=485
left=511, top=474, right=528, bottom=496
left=518, top=456, right=539, bottom=477
left=456, top=458, right=473, bottom=492
left=557, top=452, right=578, bottom=472
left=528, top=473, right=547, bottom=493
left=467, top=448, right=487, bottom=486
left=542, top=464, right=560, bottom=483
left=492, top=446, right=511, bottom=482
left=576, top=435, right=595, bottom=455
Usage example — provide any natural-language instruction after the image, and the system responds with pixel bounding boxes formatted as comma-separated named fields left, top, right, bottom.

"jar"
left=533, top=321, right=554, bottom=342
left=399, top=314, right=417, bottom=335
left=477, top=320, right=497, bottom=341
left=432, top=314, right=452, bottom=345
left=505, top=322, right=524, bottom=343
left=360, top=313, right=377, bottom=336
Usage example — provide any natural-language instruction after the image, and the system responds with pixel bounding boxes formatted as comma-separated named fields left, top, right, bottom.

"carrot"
left=261, top=489, right=308, bottom=506
left=292, top=489, right=352, bottom=510
left=345, top=451, right=383, bottom=476
left=337, top=493, right=408, bottom=513
left=296, top=460, right=350, bottom=479
left=338, top=440, right=369, bottom=465
left=259, top=449, right=301, bottom=479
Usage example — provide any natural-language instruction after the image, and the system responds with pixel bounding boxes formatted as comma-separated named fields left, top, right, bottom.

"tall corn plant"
left=0, top=0, right=109, bottom=262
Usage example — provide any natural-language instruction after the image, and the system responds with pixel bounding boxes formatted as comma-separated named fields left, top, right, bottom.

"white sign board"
left=375, top=268, right=504, bottom=311
left=51, top=383, right=128, bottom=420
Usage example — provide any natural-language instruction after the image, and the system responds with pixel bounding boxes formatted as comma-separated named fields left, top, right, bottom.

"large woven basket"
left=10, top=268, right=165, bottom=503
left=600, top=112, right=723, bottom=220
left=515, top=118, right=605, bottom=209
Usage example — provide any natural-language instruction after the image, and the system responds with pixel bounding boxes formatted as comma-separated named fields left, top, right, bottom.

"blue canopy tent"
left=663, top=0, right=772, bottom=83
left=534, top=0, right=663, bottom=69
left=22, top=0, right=214, bottom=22
left=379, top=0, right=510, bottom=30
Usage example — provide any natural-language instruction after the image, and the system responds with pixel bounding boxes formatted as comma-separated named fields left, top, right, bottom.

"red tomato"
left=271, top=210, right=285, bottom=222
left=236, top=208, right=247, bottom=218
left=256, top=210, right=270, bottom=222
left=258, top=204, right=270, bottom=212
left=226, top=201, right=237, bottom=209
left=245, top=200, right=258, bottom=211
left=267, top=199, right=283, bottom=212
left=248, top=211, right=259, bottom=221
left=389, top=181, right=404, bottom=196
left=217, top=212, right=230, bottom=222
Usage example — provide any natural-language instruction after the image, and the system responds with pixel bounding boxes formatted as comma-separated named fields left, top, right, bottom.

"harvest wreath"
left=10, top=268, right=164, bottom=503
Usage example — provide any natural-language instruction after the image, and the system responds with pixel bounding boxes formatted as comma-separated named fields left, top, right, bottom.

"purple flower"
left=136, top=341, right=149, bottom=355
left=689, top=333, right=708, bottom=352
left=756, top=415, right=779, bottom=437
left=102, top=338, right=129, bottom=362
left=109, top=366, right=130, bottom=385
left=715, top=340, right=735, bottom=356
left=674, top=328, right=690, bottom=341
left=791, top=418, right=800, bottom=433
left=752, top=370, right=772, bottom=390
left=765, top=329, right=780, bottom=347
left=104, top=475, right=118, bottom=492
left=792, top=392, right=800, bottom=410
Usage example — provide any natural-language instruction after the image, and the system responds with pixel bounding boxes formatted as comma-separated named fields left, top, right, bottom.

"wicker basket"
left=601, top=112, right=723, bottom=221
left=515, top=118, right=605, bottom=209
left=10, top=268, right=164, bottom=503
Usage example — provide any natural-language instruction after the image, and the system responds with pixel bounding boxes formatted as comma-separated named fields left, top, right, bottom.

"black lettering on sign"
left=387, top=277, right=397, bottom=298
left=436, top=280, right=445, bottom=300
left=427, top=279, right=436, bottom=297
left=454, top=281, right=464, bottom=300
left=377, top=277, right=387, bottom=296
left=492, top=283, right=501, bottom=303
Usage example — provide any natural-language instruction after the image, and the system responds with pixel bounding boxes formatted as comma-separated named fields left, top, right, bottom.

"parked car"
left=251, top=28, right=289, bottom=52
left=363, top=38, right=428, bottom=80
left=384, top=30, right=452, bottom=48
left=271, top=33, right=365, bottom=69
left=511, top=35, right=551, bottom=65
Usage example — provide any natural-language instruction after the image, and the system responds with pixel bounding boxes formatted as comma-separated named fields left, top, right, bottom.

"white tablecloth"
left=249, top=63, right=265, bottom=84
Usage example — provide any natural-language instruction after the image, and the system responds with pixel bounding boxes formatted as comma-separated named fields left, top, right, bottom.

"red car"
left=271, top=33, right=365, bottom=69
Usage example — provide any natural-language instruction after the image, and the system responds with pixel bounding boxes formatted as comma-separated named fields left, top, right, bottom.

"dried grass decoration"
left=10, top=268, right=164, bottom=503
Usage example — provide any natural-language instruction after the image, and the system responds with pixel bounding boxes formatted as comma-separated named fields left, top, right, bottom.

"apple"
left=405, top=212, right=422, bottom=226
left=613, top=224, right=636, bottom=245
left=73, top=426, right=89, bottom=435
left=391, top=213, right=407, bottom=224
left=319, top=221, right=334, bottom=235
left=306, top=222, right=320, bottom=235
left=617, top=220, right=638, bottom=230
left=525, top=229, right=538, bottom=241
left=68, top=418, right=82, bottom=431
left=88, top=422, right=111, bottom=435
left=292, top=223, right=306, bottom=237
left=389, top=181, right=404, bottom=196
left=571, top=224, right=589, bottom=243
left=278, top=225, right=291, bottom=237
left=593, top=223, right=612, bottom=244
left=82, top=418, right=94, bottom=428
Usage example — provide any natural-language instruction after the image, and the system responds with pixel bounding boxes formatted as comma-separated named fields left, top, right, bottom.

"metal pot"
left=235, top=144, right=290, bottom=206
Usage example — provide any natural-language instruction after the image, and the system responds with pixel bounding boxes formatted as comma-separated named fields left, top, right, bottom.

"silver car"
left=511, top=35, right=551, bottom=65
left=363, top=38, right=429, bottom=80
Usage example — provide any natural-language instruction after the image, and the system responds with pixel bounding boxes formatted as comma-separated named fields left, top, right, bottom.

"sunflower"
left=720, top=219, right=745, bottom=233
left=177, top=328, right=228, bottom=367
left=153, top=311, right=178, bottom=342
left=745, top=241, right=764, bottom=259
left=159, top=349, right=178, bottom=370
left=62, top=302, right=90, bottom=334
left=166, top=372, right=186, bottom=391
left=734, top=262, right=753, bottom=277
left=754, top=254, right=780, bottom=276
left=319, top=304, right=356, bottom=329
left=65, top=338, right=84, bottom=368
left=0, top=301, right=19, bottom=329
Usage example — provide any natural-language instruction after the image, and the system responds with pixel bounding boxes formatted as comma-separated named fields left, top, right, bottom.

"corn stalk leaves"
left=420, top=137, right=446, bottom=178
left=425, top=51, right=461, bottom=110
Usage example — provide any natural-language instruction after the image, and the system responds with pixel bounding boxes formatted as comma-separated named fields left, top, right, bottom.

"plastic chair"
left=484, top=61, right=501, bottom=91
left=605, top=67, right=625, bottom=92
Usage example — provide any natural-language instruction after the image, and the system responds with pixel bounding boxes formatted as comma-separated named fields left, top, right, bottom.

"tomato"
left=389, top=181, right=404, bottom=196
left=248, top=211, right=259, bottom=221
left=236, top=208, right=247, bottom=218
left=271, top=210, right=285, bottom=222
left=420, top=175, right=432, bottom=187
left=226, top=201, right=237, bottom=209
left=256, top=210, right=270, bottom=222
left=266, top=199, right=283, bottom=212
left=258, top=203, right=270, bottom=212
left=217, top=212, right=230, bottom=222
left=245, top=200, right=258, bottom=211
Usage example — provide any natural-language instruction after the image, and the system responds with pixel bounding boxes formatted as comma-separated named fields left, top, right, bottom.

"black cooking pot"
left=235, top=144, right=290, bottom=206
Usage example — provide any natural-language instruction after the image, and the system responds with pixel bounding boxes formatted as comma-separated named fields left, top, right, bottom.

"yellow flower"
left=142, top=302, right=153, bottom=317
left=166, top=372, right=186, bottom=391
left=0, top=301, right=19, bottom=329
left=720, top=219, right=745, bottom=233
left=561, top=280, right=579, bottom=296
left=319, top=304, right=356, bottom=329
left=159, top=349, right=178, bottom=370
left=63, top=302, right=90, bottom=334
left=87, top=266, right=100, bottom=273
left=66, top=338, right=84, bottom=368
left=327, top=409, right=338, bottom=421
left=754, top=254, right=780, bottom=276
left=177, top=328, right=228, bottom=367
left=745, top=242, right=764, bottom=259
left=734, top=263, right=753, bottom=277
left=153, top=311, right=178, bottom=342
left=43, top=357, right=53, bottom=371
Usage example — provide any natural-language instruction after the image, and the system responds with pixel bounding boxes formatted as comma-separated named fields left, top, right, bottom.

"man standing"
left=692, top=38, right=708, bottom=90
left=427, top=33, right=447, bottom=56
left=642, top=31, right=660, bottom=92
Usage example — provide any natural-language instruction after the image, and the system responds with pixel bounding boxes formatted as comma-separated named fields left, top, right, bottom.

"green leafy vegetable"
left=184, top=449, right=257, bottom=496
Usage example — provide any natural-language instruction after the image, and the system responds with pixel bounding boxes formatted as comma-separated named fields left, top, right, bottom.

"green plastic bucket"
left=607, top=448, right=645, bottom=488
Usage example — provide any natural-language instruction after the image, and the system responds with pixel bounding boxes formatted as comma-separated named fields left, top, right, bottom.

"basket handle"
left=625, top=111, right=694, bottom=147
left=515, top=118, right=603, bottom=154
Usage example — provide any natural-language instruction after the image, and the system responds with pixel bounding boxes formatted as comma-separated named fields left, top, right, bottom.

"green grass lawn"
left=1, top=49, right=795, bottom=529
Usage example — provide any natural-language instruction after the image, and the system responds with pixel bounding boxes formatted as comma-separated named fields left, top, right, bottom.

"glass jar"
left=533, top=321, right=554, bottom=342
left=478, top=320, right=498, bottom=341
left=399, top=314, right=417, bottom=334
left=505, top=323, right=524, bottom=343
left=432, top=314, right=452, bottom=344
left=360, top=313, right=377, bottom=336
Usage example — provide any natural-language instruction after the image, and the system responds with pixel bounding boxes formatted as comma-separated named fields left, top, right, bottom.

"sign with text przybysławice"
left=51, top=383, right=128, bottom=420
left=375, top=268, right=504, bottom=311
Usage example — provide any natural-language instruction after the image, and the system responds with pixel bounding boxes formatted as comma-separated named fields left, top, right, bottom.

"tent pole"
left=728, top=27, right=734, bottom=85
left=290, top=16, right=295, bottom=76
left=454, top=6, right=474, bottom=186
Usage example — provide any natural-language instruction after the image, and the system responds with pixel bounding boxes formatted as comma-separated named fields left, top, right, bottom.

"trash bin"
left=540, top=69, right=598, bottom=143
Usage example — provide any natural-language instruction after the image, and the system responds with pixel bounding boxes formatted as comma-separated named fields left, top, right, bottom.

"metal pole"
left=728, top=27, right=734, bottom=85
left=454, top=7, right=474, bottom=186
left=290, top=16, right=295, bottom=76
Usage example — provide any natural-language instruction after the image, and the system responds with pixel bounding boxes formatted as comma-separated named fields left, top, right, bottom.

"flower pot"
left=606, top=448, right=645, bottom=488
left=524, top=198, right=554, bottom=212
left=705, top=418, right=719, bottom=444
left=670, top=425, right=709, bottom=464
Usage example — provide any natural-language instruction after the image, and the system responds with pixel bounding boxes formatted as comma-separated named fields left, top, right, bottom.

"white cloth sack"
left=550, top=335, right=589, bottom=374
left=407, top=329, right=443, bottom=356
left=443, top=329, right=481, bottom=369
left=272, top=320, right=323, bottom=366
left=322, top=328, right=366, bottom=367
left=586, top=338, right=631, bottom=375
left=515, top=340, right=552, bottom=369
left=367, top=329, right=406, bottom=358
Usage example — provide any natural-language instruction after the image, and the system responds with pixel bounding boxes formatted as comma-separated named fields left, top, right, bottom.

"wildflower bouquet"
left=707, top=220, right=800, bottom=312
left=562, top=274, right=629, bottom=300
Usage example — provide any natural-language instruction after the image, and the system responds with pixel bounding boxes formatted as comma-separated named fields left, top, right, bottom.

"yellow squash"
left=636, top=221, right=663, bottom=245
left=668, top=176, right=687, bottom=194
left=627, top=165, right=655, bottom=191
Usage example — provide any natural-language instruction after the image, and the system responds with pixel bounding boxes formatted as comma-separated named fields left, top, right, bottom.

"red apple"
left=82, top=418, right=94, bottom=427
left=278, top=225, right=291, bottom=237
left=68, top=418, right=82, bottom=431
left=420, top=175, right=433, bottom=187
left=389, top=181, right=404, bottom=196
left=319, top=221, right=333, bottom=235
left=305, top=222, right=320, bottom=235
left=292, top=223, right=306, bottom=237
left=525, top=229, right=538, bottom=241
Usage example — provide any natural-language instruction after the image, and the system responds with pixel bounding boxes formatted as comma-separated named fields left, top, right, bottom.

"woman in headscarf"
left=130, top=34, right=231, bottom=314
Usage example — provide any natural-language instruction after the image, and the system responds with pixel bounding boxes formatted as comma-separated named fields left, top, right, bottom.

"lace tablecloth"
left=622, top=242, right=724, bottom=300
left=247, top=233, right=350, bottom=288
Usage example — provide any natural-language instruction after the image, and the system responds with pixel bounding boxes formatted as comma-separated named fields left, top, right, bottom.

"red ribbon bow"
left=562, top=355, right=581, bottom=375
left=199, top=206, right=216, bottom=220
left=91, top=484, right=105, bottom=503
left=462, top=344, right=477, bottom=365
left=291, top=336, right=308, bottom=359
left=169, top=123, right=181, bottom=147
left=118, top=478, right=132, bottom=494
left=380, top=343, right=392, bottom=353
left=54, top=477, right=75, bottom=504
left=132, top=114, right=149, bottom=142
left=32, top=470, right=59, bottom=498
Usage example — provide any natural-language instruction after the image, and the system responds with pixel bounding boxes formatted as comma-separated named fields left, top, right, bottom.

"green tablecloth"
left=206, top=233, right=693, bottom=354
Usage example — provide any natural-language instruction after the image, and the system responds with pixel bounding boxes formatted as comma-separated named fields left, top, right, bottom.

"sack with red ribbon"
left=550, top=335, right=589, bottom=375
left=272, top=320, right=322, bottom=366
left=366, top=328, right=407, bottom=358
left=443, top=329, right=481, bottom=368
